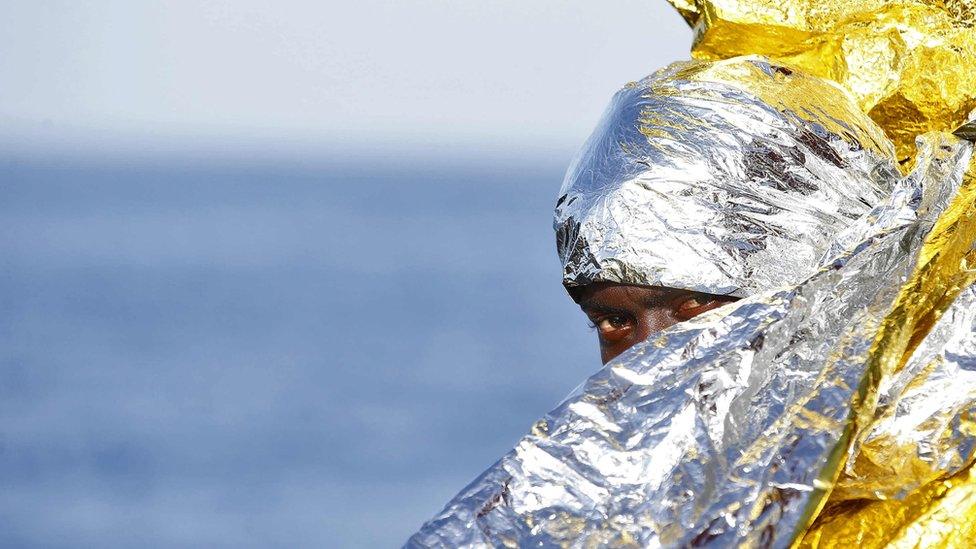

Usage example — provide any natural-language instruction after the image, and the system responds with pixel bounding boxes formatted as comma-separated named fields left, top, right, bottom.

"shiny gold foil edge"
left=662, top=1, right=976, bottom=166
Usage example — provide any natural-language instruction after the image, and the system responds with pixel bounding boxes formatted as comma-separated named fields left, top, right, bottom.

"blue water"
left=0, top=154, right=598, bottom=546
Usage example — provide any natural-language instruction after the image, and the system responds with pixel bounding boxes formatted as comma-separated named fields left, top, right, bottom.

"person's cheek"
left=601, top=330, right=640, bottom=364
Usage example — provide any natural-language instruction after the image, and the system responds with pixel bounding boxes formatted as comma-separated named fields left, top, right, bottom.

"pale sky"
left=0, top=1, right=690, bottom=158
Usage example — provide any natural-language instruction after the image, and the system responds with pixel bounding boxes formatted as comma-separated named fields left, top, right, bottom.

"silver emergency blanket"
left=555, top=57, right=899, bottom=297
left=834, top=281, right=976, bottom=502
left=407, top=54, right=976, bottom=546
left=407, top=132, right=972, bottom=547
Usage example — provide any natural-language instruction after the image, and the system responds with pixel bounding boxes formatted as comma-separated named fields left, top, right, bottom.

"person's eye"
left=595, top=315, right=633, bottom=341
left=677, top=296, right=707, bottom=311
left=675, top=295, right=718, bottom=318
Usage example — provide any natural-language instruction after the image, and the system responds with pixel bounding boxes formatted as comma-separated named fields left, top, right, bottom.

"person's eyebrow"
left=624, top=286, right=680, bottom=309
left=638, top=290, right=677, bottom=308
left=578, top=287, right=678, bottom=315
left=577, top=300, right=631, bottom=317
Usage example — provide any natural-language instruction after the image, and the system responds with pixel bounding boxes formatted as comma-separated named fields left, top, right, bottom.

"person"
left=407, top=56, right=976, bottom=547
left=553, top=57, right=896, bottom=363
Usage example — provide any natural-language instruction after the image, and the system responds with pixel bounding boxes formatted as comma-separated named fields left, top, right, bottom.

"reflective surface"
left=410, top=52, right=976, bottom=544
left=665, top=0, right=976, bottom=164
left=555, top=57, right=898, bottom=298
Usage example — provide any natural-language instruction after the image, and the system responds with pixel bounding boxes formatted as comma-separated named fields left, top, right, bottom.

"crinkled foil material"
left=663, top=0, right=976, bottom=164
left=555, top=56, right=898, bottom=296
left=835, top=280, right=976, bottom=502
left=798, top=142, right=976, bottom=547
left=800, top=288, right=976, bottom=547
left=407, top=132, right=974, bottom=546
left=800, top=464, right=976, bottom=548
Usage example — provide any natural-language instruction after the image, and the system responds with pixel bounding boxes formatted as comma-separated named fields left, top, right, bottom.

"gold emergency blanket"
left=654, top=1, right=976, bottom=545
left=664, top=0, right=976, bottom=164
left=803, top=280, right=976, bottom=547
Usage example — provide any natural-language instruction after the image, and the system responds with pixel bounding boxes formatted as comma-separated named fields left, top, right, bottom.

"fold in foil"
left=663, top=0, right=976, bottom=164
left=835, top=284, right=976, bottom=502
left=799, top=144, right=976, bottom=546
left=555, top=57, right=898, bottom=297
left=801, top=287, right=976, bottom=547
left=407, top=133, right=975, bottom=546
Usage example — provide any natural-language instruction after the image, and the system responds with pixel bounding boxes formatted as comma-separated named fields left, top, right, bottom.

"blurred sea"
left=0, top=154, right=597, bottom=547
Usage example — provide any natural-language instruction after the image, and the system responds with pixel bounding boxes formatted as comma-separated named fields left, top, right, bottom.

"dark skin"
left=575, top=282, right=739, bottom=364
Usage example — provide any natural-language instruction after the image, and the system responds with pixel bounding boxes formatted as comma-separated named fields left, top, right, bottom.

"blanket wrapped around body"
left=408, top=1, right=976, bottom=545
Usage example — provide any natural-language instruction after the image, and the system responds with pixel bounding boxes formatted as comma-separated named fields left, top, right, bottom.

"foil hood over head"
left=555, top=56, right=899, bottom=297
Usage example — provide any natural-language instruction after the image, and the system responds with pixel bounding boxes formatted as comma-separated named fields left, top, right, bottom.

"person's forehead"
left=576, top=283, right=680, bottom=309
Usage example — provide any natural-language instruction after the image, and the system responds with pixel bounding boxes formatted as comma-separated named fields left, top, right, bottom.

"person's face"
left=575, top=282, right=738, bottom=364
